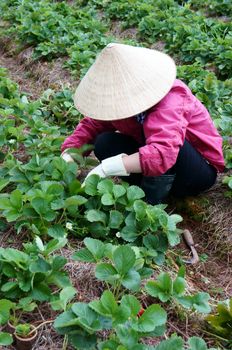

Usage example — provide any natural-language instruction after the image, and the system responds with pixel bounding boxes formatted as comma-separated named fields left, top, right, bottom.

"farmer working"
left=61, top=43, right=225, bottom=204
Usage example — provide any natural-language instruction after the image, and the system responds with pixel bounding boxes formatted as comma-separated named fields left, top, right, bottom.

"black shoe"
left=141, top=174, right=176, bottom=205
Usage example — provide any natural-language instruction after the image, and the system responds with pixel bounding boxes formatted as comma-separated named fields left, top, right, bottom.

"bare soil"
left=0, top=41, right=76, bottom=99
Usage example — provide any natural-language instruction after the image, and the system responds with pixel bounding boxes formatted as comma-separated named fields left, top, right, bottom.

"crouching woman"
left=61, top=43, right=225, bottom=204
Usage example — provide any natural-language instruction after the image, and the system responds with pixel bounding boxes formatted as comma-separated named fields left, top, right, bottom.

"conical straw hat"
left=74, top=43, right=176, bottom=121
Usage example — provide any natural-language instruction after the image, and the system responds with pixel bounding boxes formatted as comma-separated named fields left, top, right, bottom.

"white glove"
left=83, top=153, right=130, bottom=184
left=61, top=151, right=74, bottom=163
left=102, top=153, right=129, bottom=176
left=85, top=163, right=107, bottom=179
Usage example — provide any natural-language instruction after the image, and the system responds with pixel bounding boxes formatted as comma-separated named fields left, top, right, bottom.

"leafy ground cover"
left=0, top=0, right=231, bottom=349
left=189, top=0, right=232, bottom=17
left=84, top=0, right=232, bottom=79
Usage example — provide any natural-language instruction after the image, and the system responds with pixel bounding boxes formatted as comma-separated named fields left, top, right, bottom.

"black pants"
left=94, top=132, right=217, bottom=201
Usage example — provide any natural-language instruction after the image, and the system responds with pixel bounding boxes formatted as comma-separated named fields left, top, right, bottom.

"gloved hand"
left=83, top=153, right=129, bottom=184
left=85, top=163, right=107, bottom=179
left=61, top=151, right=74, bottom=163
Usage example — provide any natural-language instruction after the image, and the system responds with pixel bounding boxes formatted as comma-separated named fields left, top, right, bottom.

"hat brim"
left=74, top=43, right=176, bottom=121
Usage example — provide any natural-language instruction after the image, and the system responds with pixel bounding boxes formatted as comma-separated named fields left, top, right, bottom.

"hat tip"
left=106, top=43, right=118, bottom=49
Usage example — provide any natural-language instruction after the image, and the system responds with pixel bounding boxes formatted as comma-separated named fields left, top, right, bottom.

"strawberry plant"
left=0, top=166, right=182, bottom=249
left=0, top=297, right=37, bottom=327
left=15, top=323, right=31, bottom=337
left=0, top=332, right=13, bottom=346
left=54, top=290, right=167, bottom=349
left=0, top=154, right=85, bottom=234
left=189, top=0, right=232, bottom=17
left=73, top=238, right=153, bottom=295
left=85, top=0, right=177, bottom=29
left=145, top=269, right=211, bottom=313
left=0, top=68, right=40, bottom=119
left=153, top=335, right=219, bottom=350
left=0, top=0, right=112, bottom=76
left=50, top=286, right=77, bottom=312
left=82, top=0, right=232, bottom=78
left=142, top=233, right=168, bottom=265
left=0, top=67, right=22, bottom=100
left=0, top=236, right=71, bottom=301
left=222, top=176, right=232, bottom=197
left=22, top=115, right=66, bottom=157
left=65, top=34, right=116, bottom=78
left=206, top=298, right=232, bottom=343
left=216, top=103, right=232, bottom=140
left=54, top=290, right=218, bottom=349
left=0, top=299, right=38, bottom=347
left=83, top=175, right=183, bottom=245
left=138, top=7, right=232, bottom=78
left=177, top=64, right=232, bottom=120
left=0, top=118, right=25, bottom=152
left=39, top=88, right=81, bottom=128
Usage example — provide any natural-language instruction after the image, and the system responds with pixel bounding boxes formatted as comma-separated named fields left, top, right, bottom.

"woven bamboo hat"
left=74, top=43, right=176, bottom=121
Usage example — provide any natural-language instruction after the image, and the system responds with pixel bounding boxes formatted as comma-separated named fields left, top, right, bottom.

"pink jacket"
left=61, top=79, right=225, bottom=176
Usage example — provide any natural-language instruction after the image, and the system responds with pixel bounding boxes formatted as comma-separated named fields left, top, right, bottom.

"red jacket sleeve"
left=139, top=85, right=189, bottom=176
left=61, top=117, right=115, bottom=152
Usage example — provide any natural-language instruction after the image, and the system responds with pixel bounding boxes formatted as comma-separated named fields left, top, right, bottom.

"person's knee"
left=94, top=132, right=140, bottom=160
left=177, top=139, right=192, bottom=158
left=141, top=174, right=175, bottom=204
left=94, top=132, right=113, bottom=159
left=94, top=131, right=123, bottom=161
left=95, top=132, right=114, bottom=148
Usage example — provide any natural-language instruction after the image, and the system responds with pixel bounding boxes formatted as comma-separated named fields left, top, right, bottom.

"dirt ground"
left=0, top=42, right=76, bottom=99
left=0, top=42, right=232, bottom=349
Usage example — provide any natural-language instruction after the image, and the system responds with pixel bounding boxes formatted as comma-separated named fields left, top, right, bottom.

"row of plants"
left=0, top=69, right=231, bottom=348
left=189, top=0, right=232, bottom=17
left=0, top=68, right=78, bottom=347
left=54, top=237, right=232, bottom=349
left=83, top=0, right=232, bottom=79
left=1, top=236, right=231, bottom=348
left=0, top=234, right=76, bottom=347
left=0, top=235, right=231, bottom=348
left=0, top=0, right=231, bottom=79
left=0, top=0, right=135, bottom=78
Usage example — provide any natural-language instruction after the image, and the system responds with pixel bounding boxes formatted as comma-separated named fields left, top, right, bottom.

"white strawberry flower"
left=66, top=222, right=73, bottom=230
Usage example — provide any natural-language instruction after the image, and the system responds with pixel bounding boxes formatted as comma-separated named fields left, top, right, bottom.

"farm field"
left=0, top=0, right=231, bottom=349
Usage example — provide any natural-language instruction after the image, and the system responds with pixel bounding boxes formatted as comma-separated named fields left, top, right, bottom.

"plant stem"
left=58, top=209, right=66, bottom=224
left=63, top=334, right=68, bottom=350
left=114, top=281, right=122, bottom=301
left=202, top=329, right=230, bottom=343
left=105, top=281, right=111, bottom=291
